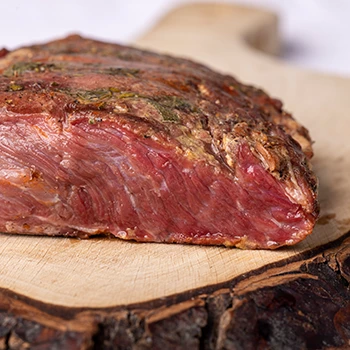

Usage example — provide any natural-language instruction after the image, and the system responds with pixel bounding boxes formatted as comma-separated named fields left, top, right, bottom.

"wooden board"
left=0, top=4, right=349, bottom=349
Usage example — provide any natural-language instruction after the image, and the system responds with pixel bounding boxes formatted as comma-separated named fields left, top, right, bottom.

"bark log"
left=0, top=233, right=349, bottom=350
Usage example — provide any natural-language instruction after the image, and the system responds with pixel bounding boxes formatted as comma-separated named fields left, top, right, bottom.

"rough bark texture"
left=0, top=233, right=349, bottom=349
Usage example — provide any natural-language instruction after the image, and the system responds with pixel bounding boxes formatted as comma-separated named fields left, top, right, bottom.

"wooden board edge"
left=0, top=231, right=349, bottom=349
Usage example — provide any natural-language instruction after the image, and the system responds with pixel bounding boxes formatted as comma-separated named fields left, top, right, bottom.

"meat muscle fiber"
left=0, top=35, right=319, bottom=249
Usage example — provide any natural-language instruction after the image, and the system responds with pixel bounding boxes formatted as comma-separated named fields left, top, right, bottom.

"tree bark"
left=0, top=233, right=349, bottom=350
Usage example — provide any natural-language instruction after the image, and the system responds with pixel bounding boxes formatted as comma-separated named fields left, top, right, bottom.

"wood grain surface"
left=0, top=3, right=349, bottom=349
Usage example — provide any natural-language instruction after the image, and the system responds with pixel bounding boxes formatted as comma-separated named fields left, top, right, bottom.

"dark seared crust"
left=0, top=36, right=316, bottom=178
left=0, top=35, right=319, bottom=248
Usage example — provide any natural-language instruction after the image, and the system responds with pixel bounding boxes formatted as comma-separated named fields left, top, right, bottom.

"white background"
left=0, top=0, right=349, bottom=76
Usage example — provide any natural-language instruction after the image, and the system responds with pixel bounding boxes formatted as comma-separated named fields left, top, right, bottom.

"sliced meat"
left=0, top=35, right=319, bottom=249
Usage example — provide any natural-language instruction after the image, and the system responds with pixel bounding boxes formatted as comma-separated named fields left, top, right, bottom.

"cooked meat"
left=0, top=35, right=318, bottom=249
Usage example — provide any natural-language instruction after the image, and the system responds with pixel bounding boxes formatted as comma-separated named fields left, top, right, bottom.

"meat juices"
left=0, top=35, right=318, bottom=249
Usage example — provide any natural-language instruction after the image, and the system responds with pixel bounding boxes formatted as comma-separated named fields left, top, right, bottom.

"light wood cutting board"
left=0, top=2, right=349, bottom=323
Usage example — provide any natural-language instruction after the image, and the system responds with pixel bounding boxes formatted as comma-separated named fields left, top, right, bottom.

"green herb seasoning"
left=76, top=89, right=113, bottom=103
left=148, top=96, right=198, bottom=123
left=8, top=83, right=24, bottom=91
left=3, top=62, right=60, bottom=77
left=97, top=102, right=106, bottom=110
left=109, top=87, right=121, bottom=93
left=156, top=96, right=197, bottom=113
left=149, top=100, right=179, bottom=122
left=118, top=91, right=139, bottom=99
left=105, top=67, right=140, bottom=77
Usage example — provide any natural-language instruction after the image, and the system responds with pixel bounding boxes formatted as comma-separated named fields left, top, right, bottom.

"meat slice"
left=0, top=35, right=318, bottom=249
